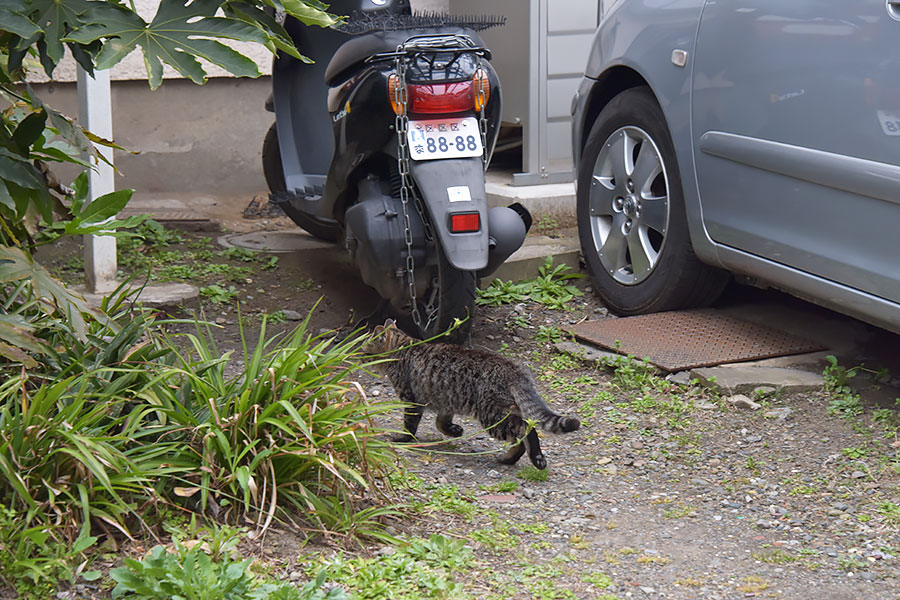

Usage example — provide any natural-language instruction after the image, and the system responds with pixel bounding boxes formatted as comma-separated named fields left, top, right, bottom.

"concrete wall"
left=33, top=0, right=475, bottom=198
left=35, top=77, right=273, bottom=196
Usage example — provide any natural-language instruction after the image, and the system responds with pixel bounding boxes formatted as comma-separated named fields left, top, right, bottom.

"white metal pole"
left=76, top=66, right=118, bottom=294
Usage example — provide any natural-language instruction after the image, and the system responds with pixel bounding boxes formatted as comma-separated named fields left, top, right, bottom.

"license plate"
left=877, top=110, right=900, bottom=136
left=407, top=117, right=483, bottom=161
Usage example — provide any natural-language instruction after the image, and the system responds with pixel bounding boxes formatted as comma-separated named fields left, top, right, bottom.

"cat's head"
left=363, top=319, right=414, bottom=355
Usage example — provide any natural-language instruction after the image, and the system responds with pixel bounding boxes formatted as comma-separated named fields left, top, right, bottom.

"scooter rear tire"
left=262, top=123, right=341, bottom=243
left=413, top=245, right=476, bottom=344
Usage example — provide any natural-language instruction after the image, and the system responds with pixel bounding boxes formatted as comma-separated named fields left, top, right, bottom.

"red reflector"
left=450, top=212, right=480, bottom=233
left=409, top=82, right=474, bottom=114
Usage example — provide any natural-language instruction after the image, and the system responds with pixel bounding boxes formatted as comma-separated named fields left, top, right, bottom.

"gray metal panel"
left=547, top=120, right=572, bottom=160
left=548, top=0, right=598, bottom=32
left=548, top=77, right=580, bottom=119
left=548, top=33, right=596, bottom=77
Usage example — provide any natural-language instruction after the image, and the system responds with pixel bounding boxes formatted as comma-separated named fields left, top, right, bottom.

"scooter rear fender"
left=410, top=157, right=489, bottom=271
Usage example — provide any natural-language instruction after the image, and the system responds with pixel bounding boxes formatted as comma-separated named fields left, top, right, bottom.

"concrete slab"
left=74, top=282, right=199, bottom=309
left=690, top=365, right=825, bottom=394
left=484, top=234, right=581, bottom=286
left=486, top=170, right=576, bottom=225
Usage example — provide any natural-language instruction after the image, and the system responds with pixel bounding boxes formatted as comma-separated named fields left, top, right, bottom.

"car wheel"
left=577, top=87, right=727, bottom=314
left=262, top=123, right=341, bottom=243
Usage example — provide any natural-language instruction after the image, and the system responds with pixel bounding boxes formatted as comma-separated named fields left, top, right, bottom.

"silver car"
left=571, top=0, right=900, bottom=334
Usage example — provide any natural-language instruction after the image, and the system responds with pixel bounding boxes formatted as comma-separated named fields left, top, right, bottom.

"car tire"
left=262, top=123, right=341, bottom=243
left=577, top=87, right=727, bottom=315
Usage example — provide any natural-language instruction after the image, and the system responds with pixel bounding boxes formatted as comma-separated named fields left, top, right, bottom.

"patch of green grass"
left=516, top=466, right=548, bottom=482
left=837, top=555, right=869, bottom=572
left=411, top=484, right=478, bottom=520
left=478, top=480, right=518, bottom=493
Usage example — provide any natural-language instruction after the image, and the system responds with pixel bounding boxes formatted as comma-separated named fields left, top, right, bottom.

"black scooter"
left=262, top=0, right=531, bottom=341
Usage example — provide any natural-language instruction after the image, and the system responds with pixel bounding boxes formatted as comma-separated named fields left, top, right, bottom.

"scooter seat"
left=324, top=27, right=477, bottom=87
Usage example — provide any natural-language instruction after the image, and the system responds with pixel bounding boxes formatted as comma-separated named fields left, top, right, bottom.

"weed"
left=200, top=284, right=238, bottom=304
left=842, top=446, right=870, bottom=459
left=837, top=555, right=869, bottom=571
left=412, top=484, right=478, bottom=520
left=265, top=310, right=287, bottom=324
left=261, top=256, right=279, bottom=270
left=478, top=480, right=518, bottom=493
left=533, top=214, right=560, bottom=233
left=535, top=325, right=564, bottom=343
left=636, top=554, right=670, bottom=565
left=876, top=500, right=900, bottom=526
left=752, top=549, right=797, bottom=564
left=736, top=576, right=769, bottom=593
left=517, top=466, right=549, bottom=482
left=662, top=504, right=695, bottom=519
left=581, top=572, right=613, bottom=589
left=319, top=535, right=471, bottom=599
left=675, top=577, right=704, bottom=587
left=477, top=257, right=583, bottom=310
left=828, top=394, right=863, bottom=419
left=110, top=540, right=343, bottom=600
left=220, top=247, right=258, bottom=262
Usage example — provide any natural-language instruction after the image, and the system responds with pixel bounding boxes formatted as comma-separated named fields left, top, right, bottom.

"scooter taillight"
left=388, top=69, right=491, bottom=115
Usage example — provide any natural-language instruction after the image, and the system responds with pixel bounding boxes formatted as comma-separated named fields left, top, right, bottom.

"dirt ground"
left=44, top=210, right=900, bottom=599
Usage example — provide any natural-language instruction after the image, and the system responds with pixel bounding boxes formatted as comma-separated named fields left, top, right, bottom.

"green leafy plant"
left=535, top=325, right=564, bottom=343
left=477, top=257, right=583, bottom=310
left=110, top=540, right=343, bottom=600
left=200, top=284, right=238, bottom=304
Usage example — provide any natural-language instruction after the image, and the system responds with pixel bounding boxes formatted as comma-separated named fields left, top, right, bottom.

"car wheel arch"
left=579, top=66, right=650, bottom=161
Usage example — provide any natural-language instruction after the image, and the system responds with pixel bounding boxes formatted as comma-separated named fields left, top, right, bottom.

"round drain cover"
left=218, top=231, right=333, bottom=253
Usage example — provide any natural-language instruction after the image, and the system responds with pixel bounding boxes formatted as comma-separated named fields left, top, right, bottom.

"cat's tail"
left=514, top=386, right=581, bottom=434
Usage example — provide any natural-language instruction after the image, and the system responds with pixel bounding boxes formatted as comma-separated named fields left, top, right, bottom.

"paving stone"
left=690, top=366, right=824, bottom=393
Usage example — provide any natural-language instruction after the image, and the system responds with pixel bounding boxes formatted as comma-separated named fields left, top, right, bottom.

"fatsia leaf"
left=0, top=6, right=41, bottom=40
left=0, top=246, right=107, bottom=340
left=21, top=0, right=126, bottom=75
left=64, top=0, right=269, bottom=90
left=278, top=0, right=339, bottom=28
left=0, top=313, right=44, bottom=354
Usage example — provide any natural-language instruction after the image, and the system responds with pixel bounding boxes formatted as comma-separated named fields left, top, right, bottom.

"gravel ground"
left=348, top=296, right=900, bottom=600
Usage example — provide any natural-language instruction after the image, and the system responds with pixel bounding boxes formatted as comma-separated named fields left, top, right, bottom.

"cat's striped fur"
left=367, top=321, right=579, bottom=469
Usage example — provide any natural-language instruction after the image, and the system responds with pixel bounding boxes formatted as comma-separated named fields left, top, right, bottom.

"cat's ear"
left=384, top=318, right=396, bottom=329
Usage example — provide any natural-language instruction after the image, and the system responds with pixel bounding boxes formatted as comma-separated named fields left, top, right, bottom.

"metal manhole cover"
left=565, top=310, right=826, bottom=372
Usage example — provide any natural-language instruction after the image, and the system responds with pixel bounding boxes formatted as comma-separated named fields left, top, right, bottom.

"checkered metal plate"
left=565, top=310, right=825, bottom=372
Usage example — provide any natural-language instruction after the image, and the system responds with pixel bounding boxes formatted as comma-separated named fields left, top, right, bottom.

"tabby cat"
left=366, top=321, right=580, bottom=469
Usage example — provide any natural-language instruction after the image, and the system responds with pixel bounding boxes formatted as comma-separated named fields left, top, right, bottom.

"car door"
left=690, top=0, right=900, bottom=302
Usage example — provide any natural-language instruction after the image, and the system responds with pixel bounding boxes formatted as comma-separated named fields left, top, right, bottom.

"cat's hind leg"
left=435, top=413, right=464, bottom=438
left=393, top=399, right=425, bottom=443
left=498, top=441, right=526, bottom=465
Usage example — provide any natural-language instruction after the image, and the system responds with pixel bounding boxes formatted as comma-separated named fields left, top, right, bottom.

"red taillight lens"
left=408, top=81, right=474, bottom=114
left=449, top=212, right=480, bottom=233
left=388, top=70, right=492, bottom=115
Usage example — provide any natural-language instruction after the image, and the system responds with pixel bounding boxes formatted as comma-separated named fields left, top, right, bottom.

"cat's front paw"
left=391, top=433, right=415, bottom=443
left=442, top=423, right=464, bottom=438
left=530, top=454, right=547, bottom=470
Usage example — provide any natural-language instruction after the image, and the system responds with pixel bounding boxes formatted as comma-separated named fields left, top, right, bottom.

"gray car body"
left=571, top=0, right=900, bottom=334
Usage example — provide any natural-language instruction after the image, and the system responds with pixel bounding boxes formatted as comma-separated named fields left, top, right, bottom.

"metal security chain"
left=393, top=51, right=437, bottom=333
